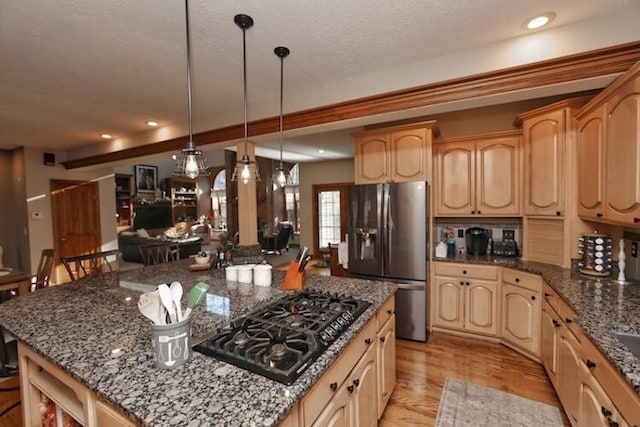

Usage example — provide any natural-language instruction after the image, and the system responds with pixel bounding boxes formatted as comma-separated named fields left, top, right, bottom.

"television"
left=133, top=204, right=173, bottom=230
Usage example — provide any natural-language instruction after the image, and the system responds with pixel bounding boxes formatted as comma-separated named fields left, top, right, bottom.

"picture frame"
left=135, top=164, right=158, bottom=194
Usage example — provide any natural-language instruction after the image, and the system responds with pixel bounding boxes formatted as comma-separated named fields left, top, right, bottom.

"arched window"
left=284, top=164, right=300, bottom=232
left=211, top=170, right=227, bottom=229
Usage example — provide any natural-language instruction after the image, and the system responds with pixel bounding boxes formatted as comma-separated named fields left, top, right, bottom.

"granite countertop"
left=435, top=255, right=640, bottom=395
left=0, top=259, right=396, bottom=426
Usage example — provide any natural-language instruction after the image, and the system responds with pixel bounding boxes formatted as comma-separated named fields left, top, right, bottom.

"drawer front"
left=434, top=262, right=498, bottom=281
left=542, top=281, right=559, bottom=313
left=557, top=298, right=583, bottom=341
left=580, top=335, right=640, bottom=426
left=301, top=318, right=376, bottom=426
left=502, top=269, right=541, bottom=293
left=377, top=295, right=395, bottom=332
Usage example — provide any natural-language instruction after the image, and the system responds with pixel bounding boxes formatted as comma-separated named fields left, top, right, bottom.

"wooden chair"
left=31, top=248, right=55, bottom=291
left=61, top=249, right=119, bottom=282
left=138, top=242, right=179, bottom=265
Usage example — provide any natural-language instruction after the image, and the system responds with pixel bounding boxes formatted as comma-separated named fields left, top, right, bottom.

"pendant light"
left=231, top=14, right=260, bottom=184
left=173, top=0, right=209, bottom=179
left=272, top=46, right=290, bottom=188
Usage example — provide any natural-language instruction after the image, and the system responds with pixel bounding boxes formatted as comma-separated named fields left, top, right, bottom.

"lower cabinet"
left=540, top=300, right=559, bottom=385
left=501, top=280, right=541, bottom=357
left=556, top=319, right=582, bottom=425
left=377, top=311, right=396, bottom=418
left=578, top=363, right=628, bottom=427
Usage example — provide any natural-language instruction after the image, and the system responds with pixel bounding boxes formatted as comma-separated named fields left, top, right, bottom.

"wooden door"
left=557, top=325, right=581, bottom=425
left=311, top=382, right=350, bottom=427
left=465, top=280, right=498, bottom=336
left=51, top=180, right=101, bottom=283
left=540, top=302, right=559, bottom=384
left=376, top=316, right=396, bottom=419
left=604, top=80, right=640, bottom=224
left=350, top=344, right=377, bottom=427
left=501, top=284, right=540, bottom=356
left=475, top=136, right=520, bottom=215
left=522, top=109, right=565, bottom=216
left=435, top=142, right=475, bottom=215
left=354, top=134, right=389, bottom=184
left=390, top=128, right=428, bottom=182
left=432, top=277, right=465, bottom=330
left=576, top=106, right=605, bottom=220
left=577, top=363, right=620, bottom=427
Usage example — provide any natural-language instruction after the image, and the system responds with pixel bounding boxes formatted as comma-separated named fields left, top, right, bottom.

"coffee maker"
left=465, top=227, right=490, bottom=256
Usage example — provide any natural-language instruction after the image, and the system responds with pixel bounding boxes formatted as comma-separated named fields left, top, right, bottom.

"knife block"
left=282, top=261, right=305, bottom=290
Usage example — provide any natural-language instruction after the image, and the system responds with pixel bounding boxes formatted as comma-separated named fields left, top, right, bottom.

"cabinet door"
left=96, top=399, right=136, bottom=427
left=377, top=315, right=396, bottom=419
left=522, top=109, right=565, bottom=216
left=355, top=134, right=390, bottom=184
left=576, top=106, right=605, bottom=220
left=557, top=325, right=581, bottom=425
left=435, top=142, right=475, bottom=215
left=577, top=363, right=626, bottom=427
left=390, top=128, right=428, bottom=182
left=465, top=279, right=498, bottom=336
left=350, top=344, right=377, bottom=427
left=433, top=277, right=465, bottom=330
left=540, top=302, right=559, bottom=384
left=311, top=382, right=351, bottom=427
left=475, top=136, right=520, bottom=215
left=604, top=81, right=640, bottom=224
left=501, top=284, right=540, bottom=356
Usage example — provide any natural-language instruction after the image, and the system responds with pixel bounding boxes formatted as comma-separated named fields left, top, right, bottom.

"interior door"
left=51, top=180, right=101, bottom=283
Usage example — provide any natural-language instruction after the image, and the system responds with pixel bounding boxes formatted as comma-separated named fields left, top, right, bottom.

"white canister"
left=237, top=265, right=253, bottom=284
left=253, top=264, right=273, bottom=287
left=225, top=265, right=239, bottom=282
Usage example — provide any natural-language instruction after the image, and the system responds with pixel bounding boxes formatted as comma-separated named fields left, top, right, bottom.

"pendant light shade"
left=232, top=14, right=260, bottom=184
left=173, top=0, right=209, bottom=179
left=272, top=46, right=290, bottom=188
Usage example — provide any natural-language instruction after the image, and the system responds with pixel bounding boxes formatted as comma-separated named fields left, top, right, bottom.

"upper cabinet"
left=354, top=121, right=439, bottom=184
left=575, top=62, right=640, bottom=225
left=515, top=98, right=588, bottom=217
left=434, top=131, right=521, bottom=216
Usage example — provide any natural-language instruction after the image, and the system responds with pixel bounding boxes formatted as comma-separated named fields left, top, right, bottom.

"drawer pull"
left=552, top=319, right=561, bottom=327
left=565, top=318, right=573, bottom=324
left=364, top=338, right=372, bottom=345
left=515, top=278, right=520, bottom=283
left=634, top=217, right=640, bottom=223
left=330, top=382, right=338, bottom=392
left=462, top=270, right=467, bottom=275
left=596, top=213, right=603, bottom=218
left=601, top=407, right=612, bottom=417
left=347, top=384, right=354, bottom=393
left=380, top=336, right=386, bottom=343
left=387, top=309, right=393, bottom=314
left=353, top=379, right=360, bottom=387
left=544, top=292, right=551, bottom=298
left=586, top=359, right=596, bottom=369
left=556, top=211, right=561, bottom=216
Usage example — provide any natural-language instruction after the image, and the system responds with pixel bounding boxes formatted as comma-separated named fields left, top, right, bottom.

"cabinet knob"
left=347, top=384, right=355, bottom=393
left=596, top=213, right=603, bottom=218
left=330, top=382, right=338, bottom=392
left=460, top=281, right=465, bottom=286
left=471, top=210, right=476, bottom=214
left=515, top=278, right=520, bottom=283
left=531, top=295, right=536, bottom=301
left=544, top=292, right=551, bottom=298
left=353, top=379, right=360, bottom=387
left=477, top=210, right=482, bottom=214
left=380, top=336, right=386, bottom=343
left=556, top=211, right=561, bottom=216
left=609, top=421, right=619, bottom=427
left=462, top=270, right=467, bottom=275
left=586, top=359, right=596, bottom=369
left=364, top=338, right=372, bottom=345
left=466, top=282, right=470, bottom=286
left=601, top=407, right=612, bottom=417
left=565, top=317, right=573, bottom=324
left=552, top=319, right=561, bottom=327
left=634, top=217, right=640, bottom=223
left=387, top=309, right=393, bottom=314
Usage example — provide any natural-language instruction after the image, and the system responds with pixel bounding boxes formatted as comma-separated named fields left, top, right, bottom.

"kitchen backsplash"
left=435, top=219, right=522, bottom=256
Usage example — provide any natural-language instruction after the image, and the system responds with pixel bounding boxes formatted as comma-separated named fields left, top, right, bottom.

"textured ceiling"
left=0, top=0, right=637, bottom=162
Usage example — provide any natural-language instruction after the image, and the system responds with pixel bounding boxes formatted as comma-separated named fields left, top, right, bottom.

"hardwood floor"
left=380, top=332, right=568, bottom=427
left=0, top=377, right=22, bottom=427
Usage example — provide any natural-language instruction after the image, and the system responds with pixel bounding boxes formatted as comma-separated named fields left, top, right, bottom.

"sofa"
left=118, top=232, right=202, bottom=263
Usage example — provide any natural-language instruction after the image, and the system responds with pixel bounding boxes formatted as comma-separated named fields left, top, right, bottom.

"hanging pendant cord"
left=242, top=26, right=248, bottom=157
left=279, top=54, right=284, bottom=169
left=184, top=0, right=194, bottom=149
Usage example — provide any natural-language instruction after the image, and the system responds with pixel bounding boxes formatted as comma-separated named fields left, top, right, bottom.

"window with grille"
left=318, top=190, right=341, bottom=249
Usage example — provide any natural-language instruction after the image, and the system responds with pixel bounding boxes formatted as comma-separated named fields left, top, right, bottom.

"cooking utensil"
left=183, top=281, right=210, bottom=318
left=170, top=281, right=184, bottom=322
left=158, top=284, right=177, bottom=324
left=137, top=291, right=164, bottom=325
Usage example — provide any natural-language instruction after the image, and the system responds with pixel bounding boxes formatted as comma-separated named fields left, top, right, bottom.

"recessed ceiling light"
left=101, top=133, right=112, bottom=140
left=318, top=149, right=325, bottom=154
left=146, top=120, right=159, bottom=127
left=524, top=12, right=555, bottom=30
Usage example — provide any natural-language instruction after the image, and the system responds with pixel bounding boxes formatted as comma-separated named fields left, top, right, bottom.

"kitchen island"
left=0, top=259, right=396, bottom=426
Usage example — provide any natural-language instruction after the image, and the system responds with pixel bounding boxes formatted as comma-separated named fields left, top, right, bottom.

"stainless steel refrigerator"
left=347, top=181, right=429, bottom=341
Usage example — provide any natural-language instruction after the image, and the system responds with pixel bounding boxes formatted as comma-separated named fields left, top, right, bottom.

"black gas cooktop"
left=194, top=290, right=370, bottom=385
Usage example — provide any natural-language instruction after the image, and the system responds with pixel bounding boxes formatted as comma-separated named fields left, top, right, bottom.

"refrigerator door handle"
left=396, top=283, right=425, bottom=291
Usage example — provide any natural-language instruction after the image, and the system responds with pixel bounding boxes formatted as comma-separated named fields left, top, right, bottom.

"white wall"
left=298, top=159, right=354, bottom=251
left=23, top=147, right=118, bottom=275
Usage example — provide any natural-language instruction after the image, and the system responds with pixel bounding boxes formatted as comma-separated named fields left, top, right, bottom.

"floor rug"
left=435, top=377, right=563, bottom=427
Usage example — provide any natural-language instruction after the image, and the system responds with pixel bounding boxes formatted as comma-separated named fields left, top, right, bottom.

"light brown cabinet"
left=377, top=311, right=396, bottom=418
left=576, top=104, right=606, bottom=220
left=500, top=270, right=541, bottom=357
left=578, top=363, right=629, bottom=427
left=540, top=300, right=559, bottom=385
left=353, top=121, right=439, bottom=184
left=557, top=322, right=582, bottom=425
left=432, top=263, right=499, bottom=337
left=435, top=132, right=520, bottom=216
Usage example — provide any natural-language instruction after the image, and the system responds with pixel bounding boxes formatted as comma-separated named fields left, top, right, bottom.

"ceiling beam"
left=62, top=41, right=640, bottom=170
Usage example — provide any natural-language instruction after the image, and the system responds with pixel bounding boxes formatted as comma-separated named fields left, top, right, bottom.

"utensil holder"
left=150, top=316, right=192, bottom=369
left=282, top=261, right=305, bottom=290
